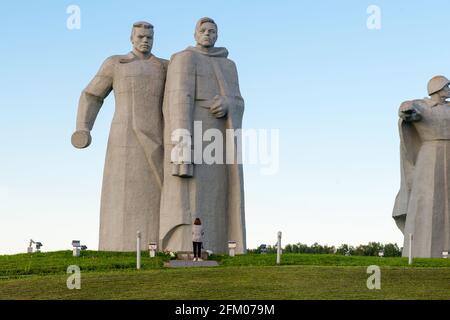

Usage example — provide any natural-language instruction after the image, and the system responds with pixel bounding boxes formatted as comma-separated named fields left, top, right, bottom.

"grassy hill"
left=1, top=251, right=449, bottom=299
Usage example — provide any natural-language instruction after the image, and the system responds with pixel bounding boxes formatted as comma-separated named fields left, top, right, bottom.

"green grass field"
left=0, top=251, right=449, bottom=299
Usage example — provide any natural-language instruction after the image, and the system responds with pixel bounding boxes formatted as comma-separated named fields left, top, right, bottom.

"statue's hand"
left=210, top=95, right=229, bottom=118
left=171, top=163, right=194, bottom=178
left=399, top=101, right=422, bottom=122
left=71, top=130, right=92, bottom=149
left=408, top=112, right=422, bottom=121
left=170, top=138, right=193, bottom=177
left=399, top=101, right=415, bottom=113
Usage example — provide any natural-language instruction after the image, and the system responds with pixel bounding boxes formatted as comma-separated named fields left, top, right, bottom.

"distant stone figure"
left=393, top=75, right=450, bottom=258
left=159, top=17, right=246, bottom=254
left=71, top=22, right=168, bottom=251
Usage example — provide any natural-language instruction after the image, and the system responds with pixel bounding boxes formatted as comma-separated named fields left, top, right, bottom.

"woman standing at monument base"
left=192, top=218, right=204, bottom=261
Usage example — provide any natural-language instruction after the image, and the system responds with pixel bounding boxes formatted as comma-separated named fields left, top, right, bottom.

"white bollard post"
left=277, top=231, right=282, bottom=265
left=228, top=241, right=237, bottom=257
left=137, top=231, right=141, bottom=270
left=408, top=233, right=413, bottom=265
left=73, top=247, right=80, bottom=257
left=28, top=239, right=35, bottom=253
left=149, top=242, right=157, bottom=258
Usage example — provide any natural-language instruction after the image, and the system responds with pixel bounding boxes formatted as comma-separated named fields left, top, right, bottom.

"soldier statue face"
left=439, top=85, right=450, bottom=101
left=131, top=27, right=153, bottom=54
left=195, top=22, right=218, bottom=48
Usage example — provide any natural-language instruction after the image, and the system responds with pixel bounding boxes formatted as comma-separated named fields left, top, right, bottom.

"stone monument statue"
left=159, top=17, right=246, bottom=254
left=71, top=21, right=168, bottom=251
left=393, top=75, right=450, bottom=258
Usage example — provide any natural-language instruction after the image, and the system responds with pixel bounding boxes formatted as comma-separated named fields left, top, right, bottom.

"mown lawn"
left=0, top=251, right=168, bottom=278
left=2, top=251, right=450, bottom=278
left=1, top=266, right=450, bottom=300
left=0, top=251, right=449, bottom=299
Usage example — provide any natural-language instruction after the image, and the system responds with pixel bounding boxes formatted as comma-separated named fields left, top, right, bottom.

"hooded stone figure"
left=71, top=22, right=168, bottom=251
left=159, top=17, right=246, bottom=254
left=393, top=75, right=450, bottom=258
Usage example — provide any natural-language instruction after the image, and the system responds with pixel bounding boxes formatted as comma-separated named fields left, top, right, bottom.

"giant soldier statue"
left=393, top=75, right=450, bottom=258
left=71, top=22, right=168, bottom=251
left=159, top=17, right=247, bottom=254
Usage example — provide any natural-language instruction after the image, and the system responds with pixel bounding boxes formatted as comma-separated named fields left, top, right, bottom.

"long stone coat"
left=159, top=46, right=246, bottom=254
left=75, top=52, right=168, bottom=251
left=393, top=98, right=450, bottom=257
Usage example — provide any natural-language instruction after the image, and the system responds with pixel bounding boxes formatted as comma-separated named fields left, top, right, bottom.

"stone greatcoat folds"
left=75, top=52, right=168, bottom=251
left=159, top=46, right=246, bottom=254
left=393, top=98, right=450, bottom=257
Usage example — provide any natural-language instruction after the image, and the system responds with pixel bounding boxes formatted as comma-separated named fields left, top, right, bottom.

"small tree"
left=383, top=243, right=402, bottom=257
left=364, top=242, right=384, bottom=256
left=284, top=244, right=293, bottom=253
left=336, top=244, right=355, bottom=256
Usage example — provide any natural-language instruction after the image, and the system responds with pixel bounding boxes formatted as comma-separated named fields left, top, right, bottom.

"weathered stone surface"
left=72, top=22, right=167, bottom=251
left=393, top=75, right=450, bottom=258
left=159, top=17, right=246, bottom=255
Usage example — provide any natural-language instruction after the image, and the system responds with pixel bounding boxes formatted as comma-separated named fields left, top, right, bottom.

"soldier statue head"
left=71, top=21, right=155, bottom=150
left=428, top=75, right=450, bottom=103
left=194, top=17, right=218, bottom=48
left=130, top=21, right=154, bottom=56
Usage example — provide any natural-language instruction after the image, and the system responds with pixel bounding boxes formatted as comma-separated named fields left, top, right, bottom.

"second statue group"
left=71, top=18, right=246, bottom=254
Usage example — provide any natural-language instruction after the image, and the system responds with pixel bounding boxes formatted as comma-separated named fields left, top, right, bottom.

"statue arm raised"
left=72, top=57, right=114, bottom=148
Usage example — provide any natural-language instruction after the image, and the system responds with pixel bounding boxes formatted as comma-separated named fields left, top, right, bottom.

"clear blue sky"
left=1, top=0, right=449, bottom=254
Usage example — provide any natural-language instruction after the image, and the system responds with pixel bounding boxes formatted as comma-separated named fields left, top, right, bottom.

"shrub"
left=250, top=242, right=402, bottom=257
left=383, top=243, right=402, bottom=257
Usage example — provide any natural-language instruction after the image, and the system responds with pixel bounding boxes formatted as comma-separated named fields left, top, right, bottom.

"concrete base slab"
left=165, top=260, right=219, bottom=268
